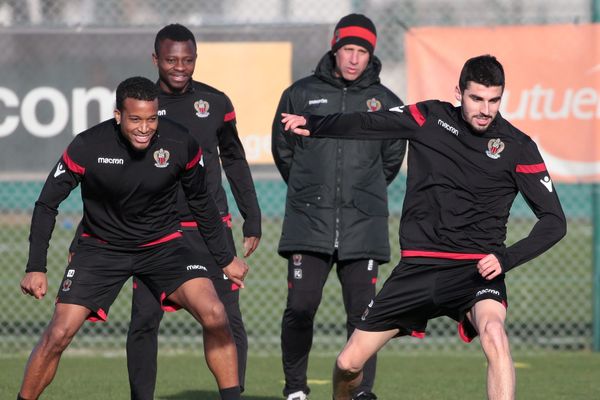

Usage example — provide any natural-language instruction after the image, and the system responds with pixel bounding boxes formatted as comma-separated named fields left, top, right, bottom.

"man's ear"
left=114, top=109, right=121, bottom=125
left=152, top=52, right=158, bottom=66
left=454, top=85, right=462, bottom=102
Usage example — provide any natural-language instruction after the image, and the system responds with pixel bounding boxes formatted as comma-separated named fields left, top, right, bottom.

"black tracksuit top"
left=307, top=100, right=567, bottom=271
left=158, top=81, right=261, bottom=238
left=26, top=118, right=233, bottom=273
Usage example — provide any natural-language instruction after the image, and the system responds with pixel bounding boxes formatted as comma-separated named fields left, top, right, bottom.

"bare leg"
left=19, top=303, right=90, bottom=399
left=167, top=278, right=238, bottom=389
left=467, top=299, right=515, bottom=400
left=333, top=328, right=398, bottom=400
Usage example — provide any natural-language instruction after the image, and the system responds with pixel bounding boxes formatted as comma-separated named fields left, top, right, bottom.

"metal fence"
left=0, top=0, right=596, bottom=356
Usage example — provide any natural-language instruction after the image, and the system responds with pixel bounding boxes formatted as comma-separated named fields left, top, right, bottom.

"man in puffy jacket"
left=271, top=14, right=406, bottom=400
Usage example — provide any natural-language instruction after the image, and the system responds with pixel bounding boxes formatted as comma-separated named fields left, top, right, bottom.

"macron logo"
left=540, top=176, right=553, bottom=192
left=476, top=288, right=500, bottom=297
left=308, top=98, right=328, bottom=105
left=54, top=163, right=66, bottom=178
left=187, top=264, right=207, bottom=271
left=98, top=157, right=124, bottom=165
left=438, top=119, right=459, bottom=136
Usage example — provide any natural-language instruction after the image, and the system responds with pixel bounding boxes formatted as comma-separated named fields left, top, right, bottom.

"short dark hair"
left=458, top=55, right=505, bottom=92
left=154, top=23, right=196, bottom=54
left=115, top=76, right=158, bottom=111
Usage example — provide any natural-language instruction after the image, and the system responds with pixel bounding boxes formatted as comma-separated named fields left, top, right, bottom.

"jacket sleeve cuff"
left=25, top=264, right=47, bottom=273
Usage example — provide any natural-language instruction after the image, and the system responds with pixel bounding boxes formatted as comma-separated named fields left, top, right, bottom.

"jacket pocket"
left=289, top=184, right=331, bottom=209
left=352, top=185, right=389, bottom=216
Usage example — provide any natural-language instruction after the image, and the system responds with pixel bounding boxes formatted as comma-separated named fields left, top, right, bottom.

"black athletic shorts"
left=357, top=260, right=507, bottom=343
left=180, top=222, right=240, bottom=295
left=56, top=233, right=211, bottom=321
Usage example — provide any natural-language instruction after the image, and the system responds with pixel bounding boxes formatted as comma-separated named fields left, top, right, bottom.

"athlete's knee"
left=285, top=292, right=320, bottom=324
left=129, top=308, right=162, bottom=334
left=41, top=324, right=76, bottom=354
left=200, top=299, right=229, bottom=330
left=479, top=320, right=510, bottom=357
left=336, top=349, right=364, bottom=375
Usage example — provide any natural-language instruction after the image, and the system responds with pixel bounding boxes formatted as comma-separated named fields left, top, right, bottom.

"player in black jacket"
left=283, top=55, right=567, bottom=400
left=272, top=14, right=405, bottom=400
left=122, top=24, right=261, bottom=399
left=18, top=77, right=248, bottom=400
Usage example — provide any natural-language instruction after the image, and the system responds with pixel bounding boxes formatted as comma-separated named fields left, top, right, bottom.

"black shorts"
left=181, top=226, right=241, bottom=296
left=57, top=234, right=211, bottom=321
left=357, top=260, right=507, bottom=343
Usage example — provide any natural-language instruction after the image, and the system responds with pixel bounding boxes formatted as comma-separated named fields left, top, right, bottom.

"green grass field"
left=2, top=353, right=599, bottom=399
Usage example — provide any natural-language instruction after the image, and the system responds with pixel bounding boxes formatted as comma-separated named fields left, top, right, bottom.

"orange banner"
left=405, top=24, right=600, bottom=183
left=194, top=42, right=292, bottom=164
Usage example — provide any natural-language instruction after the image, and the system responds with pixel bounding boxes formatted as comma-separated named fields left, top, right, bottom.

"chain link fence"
left=0, top=0, right=596, bottom=356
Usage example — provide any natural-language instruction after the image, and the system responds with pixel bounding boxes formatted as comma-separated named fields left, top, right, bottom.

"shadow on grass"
left=160, top=390, right=281, bottom=400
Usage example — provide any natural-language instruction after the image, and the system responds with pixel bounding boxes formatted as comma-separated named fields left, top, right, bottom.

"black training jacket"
left=159, top=80, right=261, bottom=238
left=306, top=100, right=567, bottom=271
left=27, top=118, right=233, bottom=273
left=272, top=52, right=406, bottom=262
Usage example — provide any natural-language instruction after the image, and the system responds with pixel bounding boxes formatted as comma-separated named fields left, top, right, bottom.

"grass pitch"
left=2, top=352, right=599, bottom=399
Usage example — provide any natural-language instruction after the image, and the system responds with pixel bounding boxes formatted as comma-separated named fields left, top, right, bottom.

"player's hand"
left=222, top=256, right=249, bottom=289
left=477, top=254, right=503, bottom=280
left=281, top=113, right=310, bottom=136
left=243, top=236, right=260, bottom=258
left=20, top=272, right=48, bottom=299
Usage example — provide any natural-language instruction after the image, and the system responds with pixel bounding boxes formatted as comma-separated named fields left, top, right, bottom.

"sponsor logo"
left=366, top=98, right=382, bottom=112
left=292, top=254, right=302, bottom=266
left=199, top=154, right=204, bottom=167
left=540, top=175, right=553, bottom=192
left=308, top=98, right=328, bottom=105
left=66, top=269, right=75, bottom=278
left=194, top=100, right=210, bottom=118
left=476, top=288, right=501, bottom=297
left=294, top=268, right=302, bottom=279
left=61, top=279, right=72, bottom=292
left=98, top=157, right=124, bottom=165
left=186, top=264, right=207, bottom=271
left=389, top=105, right=404, bottom=113
left=54, top=162, right=66, bottom=178
left=437, top=119, right=459, bottom=136
left=157, top=109, right=166, bottom=116
left=367, top=259, right=374, bottom=271
left=222, top=273, right=228, bottom=280
left=485, top=138, right=505, bottom=159
left=153, top=148, right=170, bottom=168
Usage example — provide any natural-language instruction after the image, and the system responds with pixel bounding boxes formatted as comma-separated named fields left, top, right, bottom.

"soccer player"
left=272, top=14, right=405, bottom=400
left=123, top=23, right=261, bottom=399
left=282, top=55, right=567, bottom=400
left=18, top=77, right=247, bottom=400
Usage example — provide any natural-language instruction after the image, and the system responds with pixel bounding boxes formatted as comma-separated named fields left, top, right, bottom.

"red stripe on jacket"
left=224, top=111, right=236, bottom=122
left=62, top=150, right=85, bottom=175
left=401, top=250, right=487, bottom=260
left=515, top=163, right=546, bottom=174
left=409, top=104, right=426, bottom=127
left=186, top=148, right=203, bottom=170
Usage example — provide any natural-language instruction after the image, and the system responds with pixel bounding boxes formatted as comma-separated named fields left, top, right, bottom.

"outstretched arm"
left=282, top=104, right=423, bottom=140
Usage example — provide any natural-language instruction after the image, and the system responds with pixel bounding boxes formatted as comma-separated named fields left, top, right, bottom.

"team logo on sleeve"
left=194, top=100, right=210, bottom=118
left=153, top=148, right=170, bottom=168
left=366, top=98, right=382, bottom=112
left=485, top=138, right=505, bottom=159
